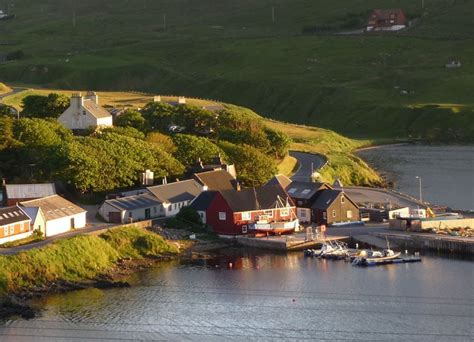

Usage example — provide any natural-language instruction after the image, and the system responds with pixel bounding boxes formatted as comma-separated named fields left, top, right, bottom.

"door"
left=108, top=212, right=122, bottom=224
left=145, top=208, right=151, bottom=219
left=70, top=218, right=75, bottom=230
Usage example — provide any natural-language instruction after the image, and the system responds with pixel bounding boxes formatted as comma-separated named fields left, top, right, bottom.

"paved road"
left=289, top=151, right=326, bottom=182
left=0, top=86, right=25, bottom=101
left=290, top=151, right=425, bottom=208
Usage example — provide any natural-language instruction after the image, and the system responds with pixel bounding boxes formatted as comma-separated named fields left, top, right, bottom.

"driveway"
left=0, top=86, right=25, bottom=101
left=289, top=151, right=326, bottom=182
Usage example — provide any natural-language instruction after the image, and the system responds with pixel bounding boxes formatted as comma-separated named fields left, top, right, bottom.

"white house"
left=22, top=206, right=47, bottom=236
left=147, top=179, right=204, bottom=217
left=58, top=92, right=113, bottom=130
left=99, top=193, right=164, bottom=224
left=0, top=206, right=33, bottom=245
left=20, top=195, right=87, bottom=237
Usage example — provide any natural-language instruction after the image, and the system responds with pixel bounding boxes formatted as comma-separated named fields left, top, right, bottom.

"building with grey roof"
left=3, top=182, right=56, bottom=206
left=0, top=205, right=33, bottom=245
left=99, top=193, right=164, bottom=224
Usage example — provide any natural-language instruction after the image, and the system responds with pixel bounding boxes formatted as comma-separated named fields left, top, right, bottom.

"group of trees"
left=1, top=93, right=291, bottom=193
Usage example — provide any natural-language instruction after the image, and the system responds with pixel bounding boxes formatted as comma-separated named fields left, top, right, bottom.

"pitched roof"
left=0, top=206, right=30, bottom=226
left=265, top=174, right=292, bottom=190
left=105, top=193, right=162, bottom=211
left=147, top=180, right=202, bottom=203
left=5, top=183, right=56, bottom=200
left=83, top=99, right=112, bottom=119
left=285, top=181, right=330, bottom=200
left=21, top=195, right=86, bottom=221
left=311, top=190, right=343, bottom=210
left=220, top=185, right=293, bottom=213
left=370, top=9, right=406, bottom=24
left=193, top=170, right=237, bottom=191
left=190, top=191, right=218, bottom=211
left=21, top=206, right=40, bottom=222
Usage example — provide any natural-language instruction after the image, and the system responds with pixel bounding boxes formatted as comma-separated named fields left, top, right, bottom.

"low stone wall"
left=235, top=236, right=287, bottom=250
left=389, top=218, right=474, bottom=231
left=87, top=220, right=153, bottom=236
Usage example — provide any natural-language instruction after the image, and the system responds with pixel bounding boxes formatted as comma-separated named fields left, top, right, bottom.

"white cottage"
left=58, top=92, right=113, bottom=130
left=20, top=195, right=87, bottom=237
left=99, top=193, right=164, bottom=224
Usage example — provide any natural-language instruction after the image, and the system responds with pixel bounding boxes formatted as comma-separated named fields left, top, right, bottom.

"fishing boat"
left=351, top=248, right=401, bottom=266
left=305, top=240, right=349, bottom=259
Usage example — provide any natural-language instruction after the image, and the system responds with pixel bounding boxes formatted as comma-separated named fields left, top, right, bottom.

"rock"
left=93, top=280, right=130, bottom=289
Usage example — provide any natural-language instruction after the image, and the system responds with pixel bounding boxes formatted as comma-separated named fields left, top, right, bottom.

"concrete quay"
left=235, top=233, right=348, bottom=251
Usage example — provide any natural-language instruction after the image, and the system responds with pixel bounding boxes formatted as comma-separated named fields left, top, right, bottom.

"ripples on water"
left=357, top=145, right=474, bottom=210
left=1, top=249, right=472, bottom=341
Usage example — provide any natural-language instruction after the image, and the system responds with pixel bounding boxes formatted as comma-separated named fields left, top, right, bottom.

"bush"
left=176, top=207, right=202, bottom=225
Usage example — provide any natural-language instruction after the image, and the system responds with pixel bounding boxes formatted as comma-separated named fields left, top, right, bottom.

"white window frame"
left=264, top=210, right=273, bottom=218
left=241, top=212, right=251, bottom=221
left=332, top=210, right=337, bottom=218
left=3, top=226, right=8, bottom=236
left=347, top=210, right=353, bottom=219
left=20, top=222, right=24, bottom=232
left=341, top=196, right=345, bottom=204
left=280, top=209, right=289, bottom=217
left=9, top=225, right=14, bottom=234
left=242, top=225, right=248, bottom=233
left=219, top=212, right=226, bottom=221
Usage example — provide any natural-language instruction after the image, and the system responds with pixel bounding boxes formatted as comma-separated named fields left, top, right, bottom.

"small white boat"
left=352, top=249, right=401, bottom=266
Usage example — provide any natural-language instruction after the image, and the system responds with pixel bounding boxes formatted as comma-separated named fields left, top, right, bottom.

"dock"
left=352, top=235, right=398, bottom=249
left=374, top=232, right=474, bottom=254
left=236, top=233, right=349, bottom=251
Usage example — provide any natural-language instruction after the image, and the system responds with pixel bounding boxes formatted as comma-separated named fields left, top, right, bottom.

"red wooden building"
left=367, top=9, right=407, bottom=32
left=200, top=185, right=298, bottom=236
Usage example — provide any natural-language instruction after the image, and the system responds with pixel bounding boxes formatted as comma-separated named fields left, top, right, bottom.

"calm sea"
left=357, top=145, right=474, bottom=210
left=1, top=249, right=472, bottom=341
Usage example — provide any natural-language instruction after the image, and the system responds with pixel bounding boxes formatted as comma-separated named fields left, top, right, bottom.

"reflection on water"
left=1, top=249, right=472, bottom=341
left=357, top=145, right=474, bottom=210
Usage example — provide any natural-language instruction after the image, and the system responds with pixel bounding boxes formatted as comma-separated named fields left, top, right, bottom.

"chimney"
left=153, top=95, right=161, bottom=102
left=71, top=93, right=84, bottom=109
left=85, top=91, right=98, bottom=105
left=178, top=96, right=186, bottom=105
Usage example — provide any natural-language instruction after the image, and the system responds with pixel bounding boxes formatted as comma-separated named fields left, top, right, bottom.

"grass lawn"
left=0, top=83, right=12, bottom=95
left=277, top=155, right=298, bottom=177
left=0, top=1, right=473, bottom=140
left=0, top=235, right=43, bottom=248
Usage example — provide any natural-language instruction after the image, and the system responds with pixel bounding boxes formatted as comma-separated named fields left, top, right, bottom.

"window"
left=219, top=212, right=226, bottom=221
left=20, top=222, right=24, bottom=232
left=129, top=212, right=133, bottom=218
left=301, top=189, right=311, bottom=195
left=347, top=210, right=353, bottom=219
left=154, top=207, right=157, bottom=213
left=241, top=212, right=251, bottom=221
left=287, top=188, right=297, bottom=194
left=242, top=225, right=248, bottom=233
left=82, top=110, right=86, bottom=116
left=323, top=212, right=327, bottom=220
left=3, top=226, right=8, bottom=236
left=341, top=196, right=345, bottom=204
left=9, top=225, right=14, bottom=234
left=280, top=209, right=289, bottom=217
left=332, top=210, right=337, bottom=218
left=264, top=210, right=273, bottom=218
left=298, top=200, right=303, bottom=206
left=300, top=210, right=306, bottom=218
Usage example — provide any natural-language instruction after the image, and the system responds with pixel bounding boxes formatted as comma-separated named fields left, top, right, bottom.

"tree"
left=145, top=132, right=176, bottom=153
left=114, top=109, right=146, bottom=131
left=141, top=102, right=175, bottom=132
left=172, top=134, right=225, bottom=167
left=265, top=127, right=291, bottom=159
left=100, top=126, right=145, bottom=140
left=173, top=105, right=216, bottom=135
left=60, top=132, right=184, bottom=193
left=21, top=93, right=69, bottom=119
left=218, top=141, right=277, bottom=186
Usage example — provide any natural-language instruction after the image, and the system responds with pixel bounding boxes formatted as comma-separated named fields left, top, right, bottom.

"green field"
left=0, top=0, right=473, bottom=140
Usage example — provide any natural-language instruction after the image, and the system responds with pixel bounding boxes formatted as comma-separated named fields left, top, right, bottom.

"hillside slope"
left=0, top=0, right=472, bottom=140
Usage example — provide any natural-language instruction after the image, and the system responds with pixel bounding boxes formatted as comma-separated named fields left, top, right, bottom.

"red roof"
left=368, top=9, right=407, bottom=27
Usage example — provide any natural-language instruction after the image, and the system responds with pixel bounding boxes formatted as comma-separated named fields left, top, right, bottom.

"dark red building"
left=196, top=185, right=298, bottom=236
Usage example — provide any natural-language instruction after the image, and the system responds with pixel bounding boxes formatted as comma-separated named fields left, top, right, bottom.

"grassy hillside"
left=0, top=0, right=473, bottom=140
left=0, top=227, right=178, bottom=294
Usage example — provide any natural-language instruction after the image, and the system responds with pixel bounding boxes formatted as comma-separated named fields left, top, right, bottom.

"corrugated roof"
left=5, top=183, right=56, bottom=200
left=21, top=195, right=86, bottom=221
left=193, top=170, right=237, bottom=191
left=220, top=185, right=293, bottom=213
left=190, top=191, right=218, bottom=211
left=0, top=205, right=30, bottom=226
left=285, top=181, right=330, bottom=200
left=106, top=193, right=162, bottom=211
left=147, top=180, right=202, bottom=203
left=82, top=99, right=112, bottom=119
left=21, top=206, right=40, bottom=222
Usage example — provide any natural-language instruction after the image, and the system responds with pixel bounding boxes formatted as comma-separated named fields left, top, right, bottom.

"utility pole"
left=415, top=176, right=423, bottom=203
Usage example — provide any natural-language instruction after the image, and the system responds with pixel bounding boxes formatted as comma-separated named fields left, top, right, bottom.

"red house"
left=367, top=9, right=407, bottom=32
left=200, top=185, right=298, bottom=236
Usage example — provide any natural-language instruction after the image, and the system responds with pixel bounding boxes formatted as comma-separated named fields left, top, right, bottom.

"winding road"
left=289, top=151, right=425, bottom=208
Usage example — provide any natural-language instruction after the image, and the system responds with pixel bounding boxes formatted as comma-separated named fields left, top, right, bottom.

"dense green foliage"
left=0, top=227, right=178, bottom=293
left=218, top=141, right=277, bottom=186
left=21, top=93, right=69, bottom=119
left=0, top=0, right=472, bottom=140
left=172, top=134, right=225, bottom=167
left=114, top=109, right=146, bottom=131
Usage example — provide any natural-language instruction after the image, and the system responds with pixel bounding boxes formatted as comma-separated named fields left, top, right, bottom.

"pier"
left=235, top=233, right=348, bottom=251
